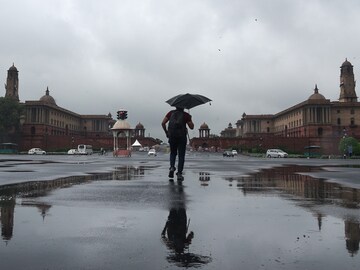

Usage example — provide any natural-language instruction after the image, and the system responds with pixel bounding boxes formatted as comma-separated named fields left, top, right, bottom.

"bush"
left=339, top=137, right=360, bottom=156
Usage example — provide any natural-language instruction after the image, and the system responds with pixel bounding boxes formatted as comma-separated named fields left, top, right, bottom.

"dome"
left=341, top=58, right=352, bottom=67
left=200, top=122, right=209, bottom=129
left=40, top=87, right=57, bottom=105
left=308, top=85, right=325, bottom=100
left=112, top=119, right=131, bottom=130
left=8, top=63, right=18, bottom=71
left=135, top=122, right=144, bottom=129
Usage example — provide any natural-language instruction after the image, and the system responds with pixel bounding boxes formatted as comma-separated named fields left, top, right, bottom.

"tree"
left=0, top=97, right=24, bottom=140
left=339, top=136, right=360, bottom=156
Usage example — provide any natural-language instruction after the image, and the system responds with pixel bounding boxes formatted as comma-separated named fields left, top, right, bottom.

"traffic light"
left=116, top=110, right=128, bottom=120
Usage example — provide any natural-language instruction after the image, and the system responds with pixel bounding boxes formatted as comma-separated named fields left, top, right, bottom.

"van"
left=77, top=144, right=93, bottom=155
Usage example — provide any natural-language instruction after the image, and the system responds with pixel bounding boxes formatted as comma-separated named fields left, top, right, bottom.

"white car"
left=28, top=148, right=46, bottom=155
left=67, top=149, right=79, bottom=155
left=148, top=149, right=157, bottom=156
left=232, top=150, right=238, bottom=156
left=266, top=149, right=288, bottom=158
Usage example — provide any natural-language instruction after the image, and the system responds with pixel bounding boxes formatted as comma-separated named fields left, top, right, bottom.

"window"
left=351, top=109, right=355, bottom=114
left=337, top=118, right=341, bottom=125
left=351, top=118, right=355, bottom=126
left=318, top=127, right=323, bottom=136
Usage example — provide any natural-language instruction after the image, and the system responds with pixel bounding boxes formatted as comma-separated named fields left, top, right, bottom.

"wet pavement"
left=0, top=153, right=359, bottom=269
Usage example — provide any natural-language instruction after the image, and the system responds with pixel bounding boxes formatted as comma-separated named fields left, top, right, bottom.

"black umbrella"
left=166, top=93, right=211, bottom=110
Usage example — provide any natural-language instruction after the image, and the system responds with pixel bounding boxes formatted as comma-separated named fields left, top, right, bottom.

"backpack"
left=168, top=110, right=186, bottom=138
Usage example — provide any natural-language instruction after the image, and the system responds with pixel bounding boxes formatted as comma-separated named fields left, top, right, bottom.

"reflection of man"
left=162, top=183, right=211, bottom=267
left=161, top=208, right=194, bottom=254
left=162, top=182, right=193, bottom=254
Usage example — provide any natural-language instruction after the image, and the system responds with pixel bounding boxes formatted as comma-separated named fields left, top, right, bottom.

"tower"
left=339, top=59, right=357, bottom=102
left=5, top=64, right=19, bottom=101
left=199, top=122, right=210, bottom=138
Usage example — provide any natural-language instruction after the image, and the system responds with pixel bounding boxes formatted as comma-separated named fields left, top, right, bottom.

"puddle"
left=0, top=163, right=359, bottom=269
left=223, top=164, right=360, bottom=258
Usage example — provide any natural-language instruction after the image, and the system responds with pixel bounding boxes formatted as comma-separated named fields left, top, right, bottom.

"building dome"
left=40, top=87, right=57, bottom=105
left=8, top=64, right=18, bottom=71
left=112, top=120, right=131, bottom=130
left=200, top=122, right=209, bottom=129
left=308, top=85, right=326, bottom=100
left=341, top=58, right=352, bottom=67
left=135, top=122, right=144, bottom=129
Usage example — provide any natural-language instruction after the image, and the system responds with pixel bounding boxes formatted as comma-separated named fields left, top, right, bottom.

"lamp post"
left=19, top=114, right=26, bottom=127
left=343, top=128, right=348, bottom=159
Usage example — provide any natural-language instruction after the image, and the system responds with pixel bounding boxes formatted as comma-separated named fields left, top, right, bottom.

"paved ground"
left=0, top=153, right=359, bottom=269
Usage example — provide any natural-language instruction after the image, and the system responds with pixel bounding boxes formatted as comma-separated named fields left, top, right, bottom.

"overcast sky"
left=1, top=0, right=360, bottom=141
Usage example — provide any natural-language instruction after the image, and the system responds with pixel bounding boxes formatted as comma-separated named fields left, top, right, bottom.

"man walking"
left=162, top=107, right=194, bottom=181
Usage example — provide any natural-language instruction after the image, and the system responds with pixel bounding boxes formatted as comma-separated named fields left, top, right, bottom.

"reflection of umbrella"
left=166, top=93, right=212, bottom=110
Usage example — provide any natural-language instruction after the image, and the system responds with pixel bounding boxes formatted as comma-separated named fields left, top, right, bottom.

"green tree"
left=339, top=136, right=360, bottom=156
left=0, top=97, right=24, bottom=136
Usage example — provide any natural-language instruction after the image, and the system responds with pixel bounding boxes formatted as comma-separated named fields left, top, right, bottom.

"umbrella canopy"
left=166, top=93, right=211, bottom=110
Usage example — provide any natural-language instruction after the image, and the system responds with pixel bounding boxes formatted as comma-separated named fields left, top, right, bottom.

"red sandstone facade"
left=4, top=60, right=360, bottom=155
left=4, top=65, right=158, bottom=152
left=192, top=60, right=360, bottom=155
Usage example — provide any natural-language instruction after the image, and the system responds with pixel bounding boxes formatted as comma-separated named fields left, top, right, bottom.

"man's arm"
left=187, top=115, right=194, bottom=130
left=161, top=116, right=169, bottom=137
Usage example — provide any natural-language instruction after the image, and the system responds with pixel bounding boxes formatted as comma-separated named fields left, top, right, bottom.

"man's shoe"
left=168, top=167, right=176, bottom=178
left=177, top=172, right=184, bottom=181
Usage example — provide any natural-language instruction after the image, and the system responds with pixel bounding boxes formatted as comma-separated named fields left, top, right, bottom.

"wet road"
left=0, top=153, right=359, bottom=269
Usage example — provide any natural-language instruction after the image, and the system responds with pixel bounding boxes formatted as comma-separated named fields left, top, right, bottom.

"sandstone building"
left=239, top=59, right=359, bottom=139
left=3, top=64, right=157, bottom=151
left=193, top=59, right=360, bottom=154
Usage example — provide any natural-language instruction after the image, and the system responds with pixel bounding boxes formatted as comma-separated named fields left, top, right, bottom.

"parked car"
left=28, top=148, right=46, bottom=155
left=148, top=149, right=157, bottom=156
left=266, top=149, right=288, bottom=158
left=67, top=149, right=79, bottom=155
left=232, top=150, right=238, bottom=156
left=223, top=151, right=234, bottom=157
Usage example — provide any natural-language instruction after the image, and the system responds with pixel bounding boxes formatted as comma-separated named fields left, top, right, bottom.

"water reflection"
left=224, top=164, right=360, bottom=256
left=162, top=183, right=212, bottom=267
left=0, top=196, right=15, bottom=242
left=199, top=172, right=210, bottom=186
left=346, top=219, right=360, bottom=256
left=0, top=165, right=146, bottom=242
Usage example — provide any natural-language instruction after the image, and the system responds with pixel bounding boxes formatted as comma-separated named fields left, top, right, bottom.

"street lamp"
left=19, top=114, right=26, bottom=127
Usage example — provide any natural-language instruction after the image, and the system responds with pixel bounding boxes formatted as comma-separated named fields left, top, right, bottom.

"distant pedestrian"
left=161, top=107, right=194, bottom=181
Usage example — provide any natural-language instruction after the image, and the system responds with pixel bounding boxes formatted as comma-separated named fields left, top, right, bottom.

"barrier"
left=113, top=149, right=131, bottom=157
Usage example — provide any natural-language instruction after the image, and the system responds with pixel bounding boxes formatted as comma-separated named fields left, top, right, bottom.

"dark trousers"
left=169, top=136, right=187, bottom=173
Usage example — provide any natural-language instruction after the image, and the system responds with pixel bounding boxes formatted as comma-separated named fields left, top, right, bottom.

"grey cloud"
left=1, top=0, right=360, bottom=140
